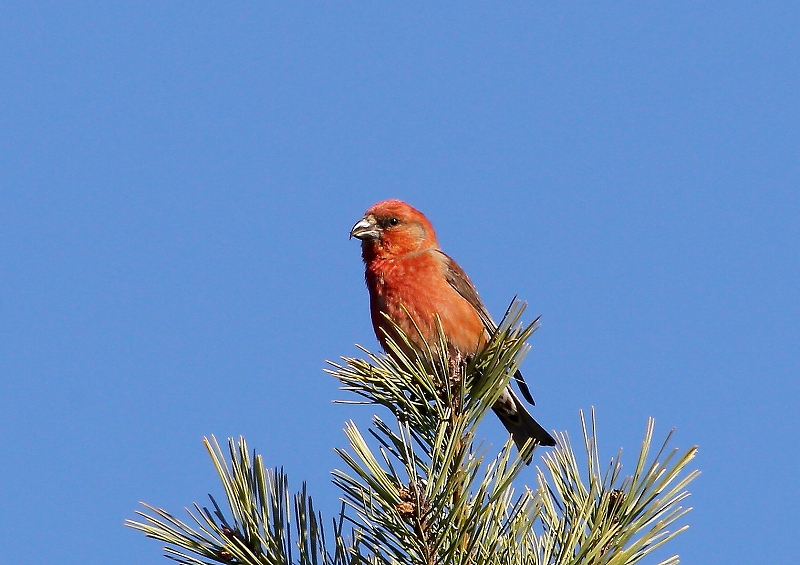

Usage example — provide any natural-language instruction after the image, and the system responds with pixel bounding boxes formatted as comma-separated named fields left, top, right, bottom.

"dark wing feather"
left=438, top=250, right=536, bottom=405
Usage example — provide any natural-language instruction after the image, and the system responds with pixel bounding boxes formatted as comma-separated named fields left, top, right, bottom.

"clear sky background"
left=1, top=2, right=798, bottom=564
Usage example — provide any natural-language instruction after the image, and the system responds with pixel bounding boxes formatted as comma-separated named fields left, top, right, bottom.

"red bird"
left=350, top=199, right=556, bottom=453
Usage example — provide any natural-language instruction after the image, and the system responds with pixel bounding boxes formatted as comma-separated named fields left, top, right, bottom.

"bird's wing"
left=438, top=250, right=497, bottom=331
left=438, top=250, right=536, bottom=405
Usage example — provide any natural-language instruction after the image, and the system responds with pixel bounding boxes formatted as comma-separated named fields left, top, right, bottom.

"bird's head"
left=350, top=199, right=439, bottom=259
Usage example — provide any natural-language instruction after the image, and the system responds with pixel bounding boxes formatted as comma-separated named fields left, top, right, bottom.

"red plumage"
left=351, top=199, right=555, bottom=456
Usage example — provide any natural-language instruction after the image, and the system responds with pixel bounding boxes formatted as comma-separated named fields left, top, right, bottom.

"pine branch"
left=128, top=300, right=699, bottom=565
left=326, top=302, right=554, bottom=565
left=126, top=436, right=355, bottom=565
left=532, top=410, right=699, bottom=565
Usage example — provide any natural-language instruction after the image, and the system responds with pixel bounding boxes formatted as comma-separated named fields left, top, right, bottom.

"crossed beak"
left=350, top=215, right=381, bottom=240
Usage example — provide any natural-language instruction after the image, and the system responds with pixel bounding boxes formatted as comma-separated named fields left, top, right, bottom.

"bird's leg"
left=448, top=350, right=467, bottom=413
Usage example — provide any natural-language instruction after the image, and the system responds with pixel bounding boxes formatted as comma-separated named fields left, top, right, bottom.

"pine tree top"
left=127, top=301, right=699, bottom=565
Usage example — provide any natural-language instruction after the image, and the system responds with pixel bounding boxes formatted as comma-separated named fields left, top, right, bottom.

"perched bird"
left=350, top=199, right=556, bottom=453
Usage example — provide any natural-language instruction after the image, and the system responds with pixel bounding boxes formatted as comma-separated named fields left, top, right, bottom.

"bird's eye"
left=388, top=217, right=400, bottom=226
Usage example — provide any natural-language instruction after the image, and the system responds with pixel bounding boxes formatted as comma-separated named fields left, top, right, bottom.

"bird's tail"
left=492, top=386, right=556, bottom=463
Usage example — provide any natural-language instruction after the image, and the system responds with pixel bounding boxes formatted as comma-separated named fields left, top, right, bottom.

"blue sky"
left=1, top=2, right=798, bottom=564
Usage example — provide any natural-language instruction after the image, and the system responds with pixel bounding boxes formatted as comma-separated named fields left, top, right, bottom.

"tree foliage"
left=127, top=301, right=698, bottom=565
